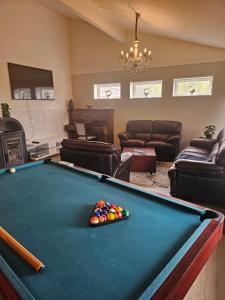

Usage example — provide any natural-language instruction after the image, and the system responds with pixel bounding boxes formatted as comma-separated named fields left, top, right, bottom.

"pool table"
left=0, top=160, right=223, bottom=300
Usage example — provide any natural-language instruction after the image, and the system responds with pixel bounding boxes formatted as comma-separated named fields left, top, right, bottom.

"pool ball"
left=109, top=208, right=115, bottom=213
left=97, top=200, right=105, bottom=208
left=9, top=168, right=16, bottom=174
left=114, top=213, right=119, bottom=219
left=99, top=216, right=105, bottom=223
left=94, top=208, right=101, bottom=213
left=122, top=209, right=129, bottom=217
left=90, top=216, right=99, bottom=224
left=115, top=207, right=123, bottom=212
left=107, top=213, right=115, bottom=221
left=117, top=212, right=122, bottom=218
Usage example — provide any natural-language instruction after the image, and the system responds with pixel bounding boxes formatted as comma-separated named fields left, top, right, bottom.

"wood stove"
left=0, top=118, right=27, bottom=168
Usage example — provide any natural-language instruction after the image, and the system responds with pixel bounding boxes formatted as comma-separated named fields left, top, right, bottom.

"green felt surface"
left=0, top=162, right=204, bottom=300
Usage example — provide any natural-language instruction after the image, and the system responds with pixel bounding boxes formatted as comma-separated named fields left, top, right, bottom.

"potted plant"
left=1, top=103, right=11, bottom=118
left=204, top=125, right=216, bottom=139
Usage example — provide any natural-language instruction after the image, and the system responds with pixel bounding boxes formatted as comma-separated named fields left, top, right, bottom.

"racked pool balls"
left=89, top=201, right=130, bottom=226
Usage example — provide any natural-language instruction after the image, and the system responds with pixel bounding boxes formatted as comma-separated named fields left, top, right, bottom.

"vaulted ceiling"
left=41, top=0, right=225, bottom=48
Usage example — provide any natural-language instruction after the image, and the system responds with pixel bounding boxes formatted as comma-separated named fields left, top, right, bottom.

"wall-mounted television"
left=8, top=63, right=55, bottom=100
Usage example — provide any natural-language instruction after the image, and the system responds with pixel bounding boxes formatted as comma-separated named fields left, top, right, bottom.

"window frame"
left=130, top=80, right=163, bottom=99
left=172, top=76, right=213, bottom=97
left=93, top=83, right=121, bottom=100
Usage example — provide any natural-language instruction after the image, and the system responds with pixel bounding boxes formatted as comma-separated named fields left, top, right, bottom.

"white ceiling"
left=41, top=0, right=225, bottom=48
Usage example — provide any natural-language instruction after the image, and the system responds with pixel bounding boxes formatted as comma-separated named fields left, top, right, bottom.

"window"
left=94, top=83, right=121, bottom=99
left=173, top=76, right=213, bottom=97
left=35, top=87, right=54, bottom=100
left=130, top=80, right=162, bottom=99
left=14, top=88, right=31, bottom=100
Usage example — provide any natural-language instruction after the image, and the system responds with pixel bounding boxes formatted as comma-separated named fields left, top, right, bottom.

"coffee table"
left=122, top=147, right=156, bottom=173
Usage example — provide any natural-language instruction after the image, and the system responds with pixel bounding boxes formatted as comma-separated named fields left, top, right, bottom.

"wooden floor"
left=185, top=235, right=225, bottom=300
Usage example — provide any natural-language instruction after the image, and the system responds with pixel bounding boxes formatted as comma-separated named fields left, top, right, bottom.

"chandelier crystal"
left=120, top=12, right=152, bottom=75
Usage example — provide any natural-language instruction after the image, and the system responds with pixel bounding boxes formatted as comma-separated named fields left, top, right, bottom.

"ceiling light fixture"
left=120, top=12, right=152, bottom=75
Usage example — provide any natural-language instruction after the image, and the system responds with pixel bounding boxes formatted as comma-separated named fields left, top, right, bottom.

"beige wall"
left=70, top=20, right=225, bottom=75
left=71, top=20, right=225, bottom=147
left=0, top=0, right=72, bottom=139
left=72, top=62, right=225, bottom=147
left=1, top=3, right=225, bottom=145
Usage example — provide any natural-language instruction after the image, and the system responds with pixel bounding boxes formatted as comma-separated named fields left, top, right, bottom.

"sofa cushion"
left=126, top=120, right=152, bottom=133
left=167, top=135, right=181, bottom=145
left=133, top=133, right=151, bottom=140
left=190, top=138, right=216, bottom=150
left=151, top=133, right=171, bottom=142
left=145, top=141, right=173, bottom=150
left=152, top=120, right=182, bottom=134
left=176, top=151, right=208, bottom=161
left=216, top=141, right=225, bottom=166
left=177, top=151, right=208, bottom=161
left=121, top=139, right=145, bottom=147
left=182, top=146, right=210, bottom=156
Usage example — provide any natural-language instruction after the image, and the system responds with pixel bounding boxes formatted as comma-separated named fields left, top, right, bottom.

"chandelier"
left=120, top=12, right=152, bottom=75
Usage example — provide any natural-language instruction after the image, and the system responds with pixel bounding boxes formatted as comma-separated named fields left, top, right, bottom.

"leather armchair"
left=169, top=128, right=225, bottom=206
left=118, top=120, right=182, bottom=161
left=60, top=139, right=133, bottom=182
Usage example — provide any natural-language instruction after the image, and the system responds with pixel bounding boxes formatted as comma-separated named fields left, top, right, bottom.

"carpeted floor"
left=130, top=161, right=173, bottom=195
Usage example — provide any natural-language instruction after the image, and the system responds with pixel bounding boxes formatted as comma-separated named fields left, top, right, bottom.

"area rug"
left=130, top=161, right=173, bottom=193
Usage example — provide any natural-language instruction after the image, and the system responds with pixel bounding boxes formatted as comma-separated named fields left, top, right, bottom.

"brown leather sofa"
left=169, top=128, right=225, bottom=206
left=118, top=120, right=182, bottom=161
left=60, top=139, right=133, bottom=182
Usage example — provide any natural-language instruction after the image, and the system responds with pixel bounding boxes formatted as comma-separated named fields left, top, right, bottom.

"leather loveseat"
left=169, top=128, right=225, bottom=206
left=60, top=139, right=133, bottom=182
left=118, top=120, right=182, bottom=161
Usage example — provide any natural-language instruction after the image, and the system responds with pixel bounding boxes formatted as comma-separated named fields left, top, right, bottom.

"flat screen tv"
left=8, top=63, right=54, bottom=100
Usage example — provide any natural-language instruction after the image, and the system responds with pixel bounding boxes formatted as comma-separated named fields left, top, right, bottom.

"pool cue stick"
left=0, top=227, right=45, bottom=272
